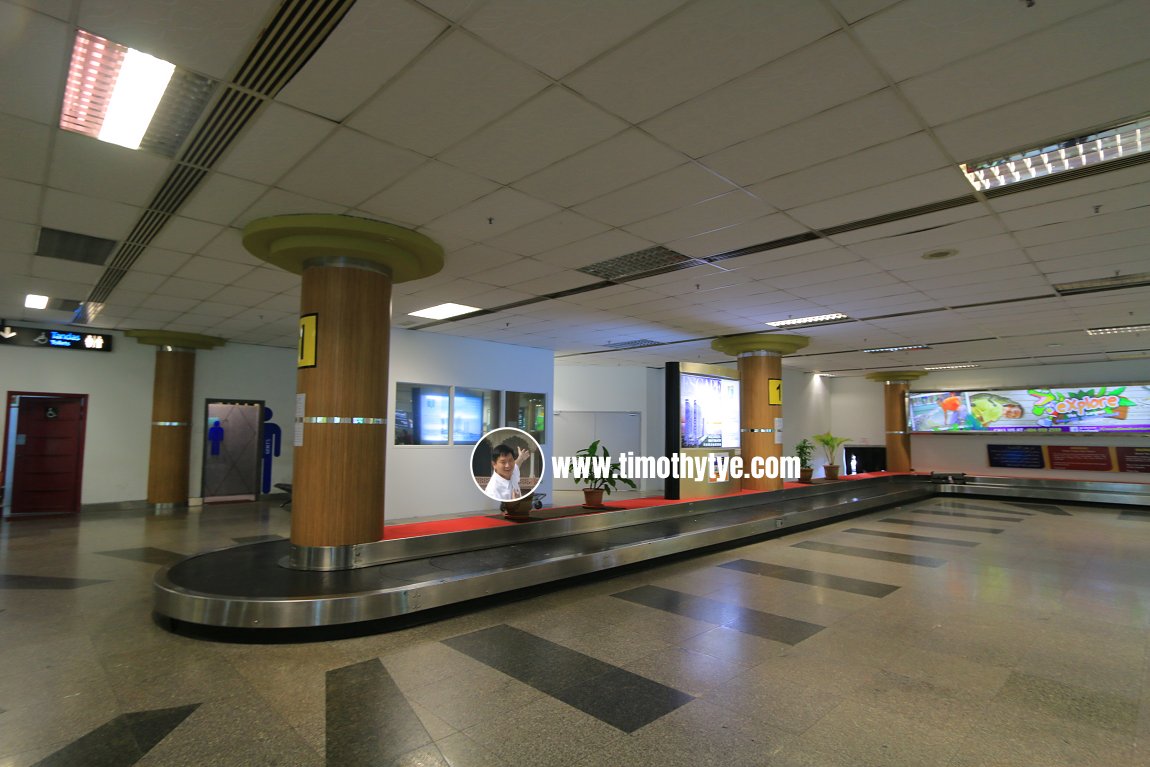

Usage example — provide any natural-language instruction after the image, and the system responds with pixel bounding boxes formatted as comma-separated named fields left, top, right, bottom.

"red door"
left=7, top=395, right=87, bottom=515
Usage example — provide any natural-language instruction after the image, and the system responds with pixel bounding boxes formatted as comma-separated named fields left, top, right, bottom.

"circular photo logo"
left=472, top=427, right=544, bottom=502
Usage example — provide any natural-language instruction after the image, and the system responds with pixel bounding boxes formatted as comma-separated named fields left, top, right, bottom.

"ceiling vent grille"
left=1054, top=272, right=1150, bottom=296
left=139, top=69, right=217, bottom=157
left=604, top=339, right=659, bottom=349
left=36, top=228, right=116, bottom=265
left=819, top=195, right=979, bottom=236
left=232, top=0, right=357, bottom=95
left=578, top=246, right=698, bottom=281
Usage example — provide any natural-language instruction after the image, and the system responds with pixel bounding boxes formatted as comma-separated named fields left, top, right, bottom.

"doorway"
left=2, top=392, right=89, bottom=516
left=201, top=399, right=264, bottom=503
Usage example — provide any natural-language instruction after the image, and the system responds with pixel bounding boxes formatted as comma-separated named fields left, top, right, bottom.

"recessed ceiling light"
left=408, top=303, right=480, bottom=320
left=862, top=344, right=931, bottom=353
left=1053, top=272, right=1150, bottom=296
left=25, top=294, right=49, bottom=310
left=766, top=313, right=851, bottom=328
left=60, top=30, right=189, bottom=151
left=924, top=364, right=980, bottom=370
left=1086, top=324, right=1150, bottom=336
left=960, top=113, right=1150, bottom=192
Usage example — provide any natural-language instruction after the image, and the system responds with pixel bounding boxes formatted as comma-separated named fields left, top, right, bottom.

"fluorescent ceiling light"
left=924, top=364, right=979, bottom=370
left=862, top=344, right=930, bottom=353
left=961, top=114, right=1150, bottom=192
left=60, top=30, right=176, bottom=150
left=766, top=313, right=851, bottom=328
left=408, top=303, right=480, bottom=320
left=1053, top=272, right=1150, bottom=296
left=25, top=294, right=49, bottom=310
left=1085, top=324, right=1150, bottom=336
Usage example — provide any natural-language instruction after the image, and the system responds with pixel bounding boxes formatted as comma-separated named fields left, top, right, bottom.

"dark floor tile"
left=842, top=528, right=980, bottom=547
left=719, top=558, right=900, bottom=597
left=613, top=585, right=825, bottom=645
left=31, top=705, right=198, bottom=767
left=231, top=534, right=286, bottom=543
left=326, top=659, right=432, bottom=766
left=1117, top=509, right=1150, bottom=521
left=443, top=624, right=692, bottom=732
left=925, top=500, right=1034, bottom=515
left=0, top=573, right=111, bottom=590
left=996, top=501, right=1072, bottom=515
left=879, top=518, right=1005, bottom=534
left=791, top=540, right=947, bottom=567
left=96, top=547, right=186, bottom=565
left=911, top=509, right=1024, bottom=522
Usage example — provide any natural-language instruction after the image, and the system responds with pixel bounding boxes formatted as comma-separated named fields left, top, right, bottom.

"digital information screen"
left=908, top=384, right=1150, bottom=434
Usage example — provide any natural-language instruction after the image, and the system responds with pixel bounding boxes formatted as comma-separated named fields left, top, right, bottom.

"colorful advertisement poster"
left=680, top=373, right=740, bottom=448
left=908, top=384, right=1150, bottom=434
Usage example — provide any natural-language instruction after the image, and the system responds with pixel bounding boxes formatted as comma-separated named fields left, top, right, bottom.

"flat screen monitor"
left=680, top=373, right=740, bottom=448
left=907, top=383, right=1150, bottom=433
left=417, top=392, right=450, bottom=444
left=452, top=392, right=484, bottom=444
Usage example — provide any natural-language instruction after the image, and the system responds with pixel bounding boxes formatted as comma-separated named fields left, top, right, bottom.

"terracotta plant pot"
left=823, top=465, right=841, bottom=480
left=582, top=488, right=605, bottom=509
left=799, top=467, right=814, bottom=484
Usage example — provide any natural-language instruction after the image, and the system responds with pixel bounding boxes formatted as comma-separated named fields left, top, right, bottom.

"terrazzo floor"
left=1, top=494, right=1148, bottom=766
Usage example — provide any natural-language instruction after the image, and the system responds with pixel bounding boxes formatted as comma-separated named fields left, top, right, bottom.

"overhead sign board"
left=0, top=325, right=114, bottom=352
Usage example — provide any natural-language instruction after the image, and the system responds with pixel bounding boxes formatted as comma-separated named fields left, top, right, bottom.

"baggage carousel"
left=153, top=474, right=1150, bottom=638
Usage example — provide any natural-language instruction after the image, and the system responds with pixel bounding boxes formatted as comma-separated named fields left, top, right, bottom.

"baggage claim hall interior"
left=2, top=1, right=1149, bottom=765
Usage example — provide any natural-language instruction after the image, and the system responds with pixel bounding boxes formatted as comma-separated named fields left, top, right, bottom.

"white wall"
left=1, top=328, right=154, bottom=504
left=554, top=362, right=663, bottom=492
left=385, top=329, right=554, bottom=520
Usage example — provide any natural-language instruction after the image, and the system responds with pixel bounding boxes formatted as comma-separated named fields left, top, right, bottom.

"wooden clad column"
left=712, top=334, right=810, bottom=492
left=866, top=371, right=928, bottom=473
left=243, top=215, right=443, bottom=550
left=125, top=331, right=226, bottom=506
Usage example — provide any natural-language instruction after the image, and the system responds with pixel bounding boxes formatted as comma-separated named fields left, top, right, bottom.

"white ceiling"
left=2, top=0, right=1149, bottom=375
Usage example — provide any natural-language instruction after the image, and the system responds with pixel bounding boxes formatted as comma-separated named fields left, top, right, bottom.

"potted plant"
left=812, top=432, right=850, bottom=480
left=574, top=439, right=637, bottom=508
left=795, top=438, right=815, bottom=483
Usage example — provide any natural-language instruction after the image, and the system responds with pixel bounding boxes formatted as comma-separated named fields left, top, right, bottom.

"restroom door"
left=3, top=392, right=88, bottom=516
left=201, top=400, right=263, bottom=503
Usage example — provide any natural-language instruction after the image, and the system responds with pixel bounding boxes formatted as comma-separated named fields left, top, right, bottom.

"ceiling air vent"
left=578, top=246, right=698, bottom=281
left=36, top=228, right=116, bottom=265
left=139, top=69, right=217, bottom=157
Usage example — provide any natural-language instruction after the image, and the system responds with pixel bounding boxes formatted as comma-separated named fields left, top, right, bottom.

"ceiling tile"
left=642, top=32, right=887, bottom=158
left=667, top=214, right=808, bottom=260
left=566, top=0, right=838, bottom=123
left=279, top=128, right=426, bottom=207
left=154, top=277, right=222, bottom=300
left=575, top=163, right=735, bottom=227
left=277, top=0, right=447, bottom=120
left=513, top=129, right=685, bottom=208
left=150, top=217, right=223, bottom=254
left=180, top=173, right=267, bottom=226
left=532, top=229, right=655, bottom=269
left=216, top=103, right=336, bottom=186
left=899, top=1, right=1150, bottom=126
left=487, top=211, right=610, bottom=257
left=347, top=30, right=549, bottom=156
left=131, top=248, right=191, bottom=276
left=510, top=270, right=602, bottom=296
left=41, top=189, right=140, bottom=240
left=0, top=178, right=38, bottom=224
left=750, top=132, right=952, bottom=211
left=360, top=161, right=499, bottom=227
left=47, top=130, right=172, bottom=206
left=463, top=0, right=688, bottom=79
left=231, top=267, right=299, bottom=293
left=0, top=113, right=50, bottom=183
left=78, top=0, right=279, bottom=80
left=787, top=167, right=974, bottom=229
left=470, top=258, right=561, bottom=288
left=173, top=256, right=255, bottom=285
left=235, top=189, right=347, bottom=229
left=827, top=0, right=900, bottom=23
left=424, top=187, right=560, bottom=241
left=440, top=87, right=627, bottom=184
left=0, top=5, right=68, bottom=123
left=30, top=255, right=104, bottom=284
left=624, top=191, right=774, bottom=244
left=932, top=61, right=1150, bottom=163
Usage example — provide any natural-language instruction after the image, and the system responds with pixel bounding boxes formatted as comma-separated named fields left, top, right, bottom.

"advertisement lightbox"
left=908, top=383, right=1150, bottom=434
left=680, top=372, right=741, bottom=448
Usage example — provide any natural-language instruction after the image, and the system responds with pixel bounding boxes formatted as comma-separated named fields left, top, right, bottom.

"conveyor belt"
left=153, top=475, right=1150, bottom=636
